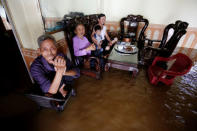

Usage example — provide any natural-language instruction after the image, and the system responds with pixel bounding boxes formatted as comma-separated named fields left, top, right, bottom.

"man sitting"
left=30, top=34, right=80, bottom=98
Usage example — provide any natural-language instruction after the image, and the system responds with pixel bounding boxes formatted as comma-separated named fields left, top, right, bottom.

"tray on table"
left=114, top=42, right=138, bottom=55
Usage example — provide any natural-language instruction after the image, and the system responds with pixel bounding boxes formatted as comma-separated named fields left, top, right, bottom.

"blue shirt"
left=30, top=53, right=80, bottom=93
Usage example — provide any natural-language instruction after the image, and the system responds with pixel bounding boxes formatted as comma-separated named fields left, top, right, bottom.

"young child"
left=93, top=24, right=118, bottom=57
left=73, top=24, right=103, bottom=71
left=92, top=25, right=104, bottom=57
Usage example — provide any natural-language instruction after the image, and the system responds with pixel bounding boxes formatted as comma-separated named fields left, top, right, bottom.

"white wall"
left=39, top=0, right=99, bottom=17
left=104, top=0, right=197, bottom=27
left=40, top=0, right=197, bottom=27
left=0, top=3, right=6, bottom=18
left=4, top=0, right=197, bottom=49
left=39, top=0, right=72, bottom=18
left=5, top=0, right=44, bottom=49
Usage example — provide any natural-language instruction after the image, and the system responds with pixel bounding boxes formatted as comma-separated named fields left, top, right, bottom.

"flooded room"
left=0, top=0, right=197, bottom=131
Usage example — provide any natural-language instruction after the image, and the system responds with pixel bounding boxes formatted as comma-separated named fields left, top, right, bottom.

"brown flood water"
left=1, top=63, right=196, bottom=131
left=23, top=63, right=196, bottom=131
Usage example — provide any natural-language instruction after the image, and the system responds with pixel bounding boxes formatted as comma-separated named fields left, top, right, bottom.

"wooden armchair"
left=64, top=14, right=102, bottom=79
left=142, top=20, right=189, bottom=65
left=120, top=14, right=149, bottom=62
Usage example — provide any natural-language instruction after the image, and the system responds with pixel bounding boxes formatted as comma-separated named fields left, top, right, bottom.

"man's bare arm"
left=48, top=71, right=64, bottom=94
left=48, top=56, right=66, bottom=94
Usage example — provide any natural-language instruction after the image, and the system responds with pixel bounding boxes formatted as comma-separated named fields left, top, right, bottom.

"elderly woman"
left=30, top=34, right=79, bottom=98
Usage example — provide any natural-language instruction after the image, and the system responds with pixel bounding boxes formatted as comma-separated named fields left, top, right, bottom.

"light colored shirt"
left=95, top=34, right=102, bottom=45
left=100, top=25, right=106, bottom=40
left=73, top=36, right=91, bottom=56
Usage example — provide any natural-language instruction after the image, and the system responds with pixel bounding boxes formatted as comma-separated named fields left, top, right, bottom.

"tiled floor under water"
left=1, top=64, right=197, bottom=131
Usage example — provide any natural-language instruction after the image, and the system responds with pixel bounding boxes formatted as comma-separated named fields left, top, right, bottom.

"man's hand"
left=48, top=56, right=66, bottom=95
left=52, top=56, right=66, bottom=75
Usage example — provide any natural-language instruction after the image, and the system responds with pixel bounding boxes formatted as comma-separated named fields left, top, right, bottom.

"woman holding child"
left=91, top=14, right=117, bottom=57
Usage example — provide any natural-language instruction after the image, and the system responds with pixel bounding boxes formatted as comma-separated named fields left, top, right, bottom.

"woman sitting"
left=73, top=23, right=105, bottom=71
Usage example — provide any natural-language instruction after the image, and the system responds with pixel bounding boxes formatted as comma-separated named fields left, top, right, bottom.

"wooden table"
left=107, top=43, right=139, bottom=77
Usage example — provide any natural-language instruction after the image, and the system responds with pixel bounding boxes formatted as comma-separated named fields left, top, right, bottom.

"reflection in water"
left=73, top=63, right=197, bottom=131
left=155, top=62, right=197, bottom=130
left=181, top=62, right=197, bottom=88
left=22, top=63, right=197, bottom=131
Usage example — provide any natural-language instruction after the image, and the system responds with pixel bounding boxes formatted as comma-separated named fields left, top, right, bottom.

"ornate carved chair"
left=64, top=14, right=102, bottom=79
left=142, top=20, right=189, bottom=65
left=120, top=14, right=149, bottom=62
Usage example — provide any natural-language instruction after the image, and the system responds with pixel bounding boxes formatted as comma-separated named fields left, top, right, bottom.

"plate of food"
left=114, top=44, right=138, bottom=54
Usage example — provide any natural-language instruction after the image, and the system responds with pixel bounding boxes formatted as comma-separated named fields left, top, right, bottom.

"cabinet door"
left=5, top=0, right=45, bottom=49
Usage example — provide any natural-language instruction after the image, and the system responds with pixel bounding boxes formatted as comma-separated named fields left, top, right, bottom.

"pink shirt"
left=73, top=36, right=91, bottom=56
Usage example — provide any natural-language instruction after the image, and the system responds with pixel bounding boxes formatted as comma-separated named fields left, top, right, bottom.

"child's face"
left=95, top=30, right=101, bottom=35
left=75, top=25, right=85, bottom=38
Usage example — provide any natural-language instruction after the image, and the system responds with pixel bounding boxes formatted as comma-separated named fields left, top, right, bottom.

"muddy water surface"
left=25, top=63, right=197, bottom=131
